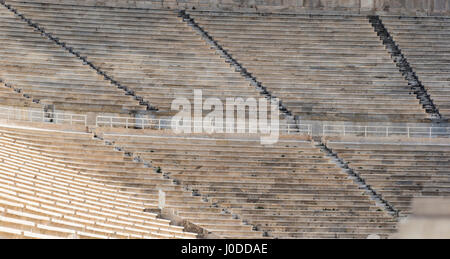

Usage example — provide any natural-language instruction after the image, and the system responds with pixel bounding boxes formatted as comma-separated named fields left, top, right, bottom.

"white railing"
left=96, top=116, right=312, bottom=135
left=0, top=107, right=87, bottom=126
left=290, top=123, right=312, bottom=135
left=323, top=125, right=450, bottom=138
left=96, top=116, right=162, bottom=129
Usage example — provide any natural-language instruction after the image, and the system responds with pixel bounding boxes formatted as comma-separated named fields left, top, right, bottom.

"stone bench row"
left=0, top=126, right=262, bottom=238
left=188, top=12, right=427, bottom=123
left=2, top=6, right=267, bottom=119
left=381, top=17, right=450, bottom=118
left=103, top=131, right=396, bottom=238
left=0, top=138, right=197, bottom=238
left=0, top=8, right=146, bottom=115
left=325, top=136, right=450, bottom=216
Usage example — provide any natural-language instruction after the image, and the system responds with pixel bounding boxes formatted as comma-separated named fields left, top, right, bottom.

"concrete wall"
left=9, top=0, right=450, bottom=15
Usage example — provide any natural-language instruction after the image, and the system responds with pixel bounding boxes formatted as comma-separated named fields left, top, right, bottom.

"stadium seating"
left=0, top=124, right=263, bottom=238
left=0, top=5, right=145, bottom=114
left=0, top=124, right=200, bottom=238
left=184, top=11, right=429, bottom=122
left=5, top=1, right=266, bottom=118
left=99, top=130, right=397, bottom=238
left=2, top=0, right=450, bottom=240
left=381, top=16, right=450, bottom=118
left=324, top=136, right=450, bottom=216
left=0, top=82, right=41, bottom=109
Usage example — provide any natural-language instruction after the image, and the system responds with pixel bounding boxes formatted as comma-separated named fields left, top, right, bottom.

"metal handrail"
left=0, top=107, right=87, bottom=126
left=96, top=116, right=312, bottom=135
left=323, top=125, right=450, bottom=138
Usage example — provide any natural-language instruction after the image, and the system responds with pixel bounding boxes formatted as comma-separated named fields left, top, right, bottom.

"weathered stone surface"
left=7, top=0, right=450, bottom=15
left=0, top=125, right=199, bottom=239
left=325, top=136, right=450, bottom=217
left=360, top=0, right=374, bottom=11
left=382, top=15, right=450, bottom=118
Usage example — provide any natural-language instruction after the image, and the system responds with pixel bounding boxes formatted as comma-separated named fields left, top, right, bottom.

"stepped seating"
left=0, top=125, right=200, bottom=239
left=6, top=2, right=266, bottom=118
left=0, top=124, right=262, bottom=239
left=0, top=5, right=144, bottom=114
left=100, top=130, right=397, bottom=238
left=185, top=11, right=429, bottom=122
left=381, top=16, right=450, bottom=118
left=324, top=136, right=450, bottom=216
left=0, top=83, right=41, bottom=109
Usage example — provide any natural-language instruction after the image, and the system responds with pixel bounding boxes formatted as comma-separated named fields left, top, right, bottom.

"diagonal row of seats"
left=0, top=125, right=199, bottom=238
left=0, top=124, right=266, bottom=239
left=3, top=0, right=450, bottom=240
left=100, top=130, right=398, bottom=238
left=0, top=81, right=41, bottom=109
left=5, top=1, right=266, bottom=118
left=382, top=16, right=450, bottom=118
left=325, top=136, right=450, bottom=216
left=0, top=4, right=145, bottom=115
left=187, top=11, right=429, bottom=123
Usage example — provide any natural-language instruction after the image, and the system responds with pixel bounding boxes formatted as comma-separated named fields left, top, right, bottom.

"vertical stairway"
left=315, top=138, right=400, bottom=219
left=369, top=15, right=442, bottom=122
left=179, top=10, right=297, bottom=126
left=0, top=0, right=156, bottom=112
